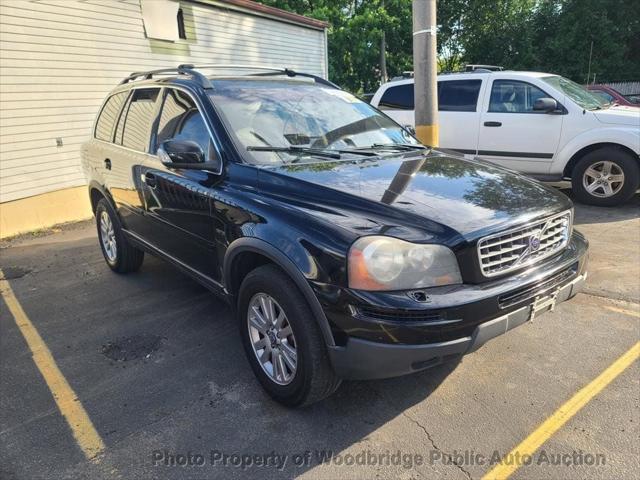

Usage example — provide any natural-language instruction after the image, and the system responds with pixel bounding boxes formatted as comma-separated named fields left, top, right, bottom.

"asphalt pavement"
left=1, top=192, right=638, bottom=480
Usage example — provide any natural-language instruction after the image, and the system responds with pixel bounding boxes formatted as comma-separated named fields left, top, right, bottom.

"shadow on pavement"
left=0, top=236, right=459, bottom=479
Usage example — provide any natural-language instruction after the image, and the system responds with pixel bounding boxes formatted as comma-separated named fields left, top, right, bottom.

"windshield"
left=541, top=75, right=606, bottom=110
left=208, top=79, right=419, bottom=164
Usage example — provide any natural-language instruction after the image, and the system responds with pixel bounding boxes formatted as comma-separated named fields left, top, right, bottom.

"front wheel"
left=238, top=265, right=340, bottom=407
left=571, top=148, right=639, bottom=206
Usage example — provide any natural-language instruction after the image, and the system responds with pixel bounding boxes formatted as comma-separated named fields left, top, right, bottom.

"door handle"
left=145, top=172, right=157, bottom=188
left=483, top=121, right=502, bottom=127
left=104, top=158, right=111, bottom=170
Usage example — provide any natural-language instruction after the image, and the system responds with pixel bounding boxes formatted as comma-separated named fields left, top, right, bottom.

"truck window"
left=489, top=80, right=549, bottom=113
left=378, top=84, right=414, bottom=110
left=438, top=80, right=482, bottom=112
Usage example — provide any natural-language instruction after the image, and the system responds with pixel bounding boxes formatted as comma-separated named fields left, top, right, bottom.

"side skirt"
left=123, top=229, right=230, bottom=303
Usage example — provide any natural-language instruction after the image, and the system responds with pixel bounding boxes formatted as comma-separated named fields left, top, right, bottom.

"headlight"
left=348, top=236, right=462, bottom=291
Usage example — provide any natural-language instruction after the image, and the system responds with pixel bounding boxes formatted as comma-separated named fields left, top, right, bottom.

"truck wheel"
left=95, top=198, right=144, bottom=273
left=571, top=148, right=639, bottom=206
left=238, top=264, right=341, bottom=407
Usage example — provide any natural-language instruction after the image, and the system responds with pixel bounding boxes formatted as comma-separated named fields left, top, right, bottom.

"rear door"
left=375, top=82, right=415, bottom=126
left=437, top=79, right=484, bottom=155
left=107, top=87, right=161, bottom=233
left=477, top=79, right=563, bottom=173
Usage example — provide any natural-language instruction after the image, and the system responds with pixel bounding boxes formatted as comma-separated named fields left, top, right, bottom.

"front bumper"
left=323, top=231, right=588, bottom=380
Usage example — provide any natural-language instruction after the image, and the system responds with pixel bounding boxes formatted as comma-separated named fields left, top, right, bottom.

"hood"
left=593, top=107, right=640, bottom=126
left=258, top=152, right=571, bottom=241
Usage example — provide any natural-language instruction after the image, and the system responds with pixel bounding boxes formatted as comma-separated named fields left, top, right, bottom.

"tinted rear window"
left=379, top=84, right=414, bottom=110
left=438, top=80, right=482, bottom=112
left=121, top=88, right=160, bottom=152
left=379, top=80, right=482, bottom=112
left=95, top=92, right=128, bottom=142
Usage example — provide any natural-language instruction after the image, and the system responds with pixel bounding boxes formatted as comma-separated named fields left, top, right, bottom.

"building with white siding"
left=0, top=0, right=328, bottom=237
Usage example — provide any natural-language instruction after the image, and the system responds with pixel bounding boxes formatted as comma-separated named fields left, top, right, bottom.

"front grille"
left=478, top=211, right=572, bottom=277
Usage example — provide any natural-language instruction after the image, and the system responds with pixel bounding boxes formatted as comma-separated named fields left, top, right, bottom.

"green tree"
left=529, top=0, right=640, bottom=82
left=258, top=0, right=639, bottom=89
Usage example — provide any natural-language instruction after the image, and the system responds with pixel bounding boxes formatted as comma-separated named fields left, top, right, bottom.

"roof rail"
left=184, top=64, right=339, bottom=89
left=120, top=64, right=213, bottom=89
left=464, top=64, right=504, bottom=72
left=119, top=64, right=338, bottom=89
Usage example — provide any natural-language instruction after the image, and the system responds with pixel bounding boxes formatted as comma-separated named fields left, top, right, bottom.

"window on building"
left=437, top=80, right=482, bottom=112
left=121, top=88, right=160, bottom=151
left=489, top=80, right=549, bottom=113
left=95, top=92, right=128, bottom=141
left=378, top=84, right=414, bottom=110
left=177, top=9, right=186, bottom=39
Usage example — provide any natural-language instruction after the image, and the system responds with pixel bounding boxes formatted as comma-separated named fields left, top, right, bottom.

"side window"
left=95, top=92, right=128, bottom=141
left=156, top=89, right=210, bottom=155
left=489, top=80, right=550, bottom=113
left=378, top=84, right=414, bottom=110
left=437, top=80, right=482, bottom=112
left=175, top=111, right=210, bottom=154
left=121, top=88, right=160, bottom=151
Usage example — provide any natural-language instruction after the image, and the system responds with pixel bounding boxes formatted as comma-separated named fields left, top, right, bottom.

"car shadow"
left=115, top=257, right=461, bottom=479
left=13, top=242, right=458, bottom=480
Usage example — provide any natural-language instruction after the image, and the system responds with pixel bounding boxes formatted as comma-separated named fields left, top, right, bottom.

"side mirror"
left=403, top=125, right=416, bottom=135
left=533, top=97, right=558, bottom=113
left=158, top=140, right=221, bottom=172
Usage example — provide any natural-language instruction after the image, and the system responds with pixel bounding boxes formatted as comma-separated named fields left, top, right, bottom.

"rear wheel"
left=95, top=198, right=144, bottom=273
left=571, top=148, right=639, bottom=206
left=238, top=264, right=340, bottom=407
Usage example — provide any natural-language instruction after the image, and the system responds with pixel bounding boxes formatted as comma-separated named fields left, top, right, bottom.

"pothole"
left=0, top=266, right=32, bottom=280
left=102, top=334, right=164, bottom=362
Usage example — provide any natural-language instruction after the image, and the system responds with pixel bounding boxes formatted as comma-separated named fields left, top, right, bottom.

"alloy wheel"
left=247, top=293, right=298, bottom=385
left=99, top=210, right=117, bottom=262
left=582, top=160, right=625, bottom=198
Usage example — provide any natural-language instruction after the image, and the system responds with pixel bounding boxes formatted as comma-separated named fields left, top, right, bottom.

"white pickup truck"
left=371, top=71, right=640, bottom=206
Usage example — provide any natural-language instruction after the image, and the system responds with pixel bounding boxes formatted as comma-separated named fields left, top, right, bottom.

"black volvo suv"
left=82, top=65, right=588, bottom=406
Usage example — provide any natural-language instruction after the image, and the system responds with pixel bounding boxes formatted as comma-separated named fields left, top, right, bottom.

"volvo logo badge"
left=529, top=234, right=541, bottom=252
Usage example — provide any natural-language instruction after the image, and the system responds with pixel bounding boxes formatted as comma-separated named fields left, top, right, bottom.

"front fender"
left=223, top=237, right=336, bottom=347
left=551, top=128, right=640, bottom=175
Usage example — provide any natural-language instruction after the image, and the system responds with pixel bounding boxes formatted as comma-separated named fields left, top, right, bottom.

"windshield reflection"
left=209, top=79, right=418, bottom=165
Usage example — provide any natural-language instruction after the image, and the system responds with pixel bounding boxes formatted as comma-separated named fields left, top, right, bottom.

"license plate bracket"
left=529, top=291, right=559, bottom=322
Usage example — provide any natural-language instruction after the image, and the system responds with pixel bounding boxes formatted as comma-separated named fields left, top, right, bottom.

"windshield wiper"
left=353, top=143, right=427, bottom=151
left=247, top=145, right=341, bottom=159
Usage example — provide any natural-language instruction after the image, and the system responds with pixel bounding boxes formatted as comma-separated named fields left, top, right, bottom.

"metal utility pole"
left=412, top=0, right=438, bottom=147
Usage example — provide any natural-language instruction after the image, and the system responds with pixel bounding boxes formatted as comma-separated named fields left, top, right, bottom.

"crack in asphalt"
left=401, top=411, right=473, bottom=480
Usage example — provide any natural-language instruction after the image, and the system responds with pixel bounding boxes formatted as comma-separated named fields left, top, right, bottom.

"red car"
left=586, top=84, right=640, bottom=108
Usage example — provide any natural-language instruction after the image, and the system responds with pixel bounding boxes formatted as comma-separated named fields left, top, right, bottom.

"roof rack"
left=119, top=64, right=338, bottom=89
left=464, top=64, right=504, bottom=72
left=120, top=64, right=213, bottom=88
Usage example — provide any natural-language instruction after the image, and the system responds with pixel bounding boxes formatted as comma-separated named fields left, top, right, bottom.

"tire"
left=571, top=148, right=639, bottom=206
left=95, top=198, right=144, bottom=273
left=237, top=264, right=341, bottom=407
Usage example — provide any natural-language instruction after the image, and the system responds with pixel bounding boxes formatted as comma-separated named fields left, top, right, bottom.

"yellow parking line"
left=0, top=271, right=105, bottom=462
left=482, top=341, right=640, bottom=480
left=603, top=305, right=640, bottom=318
